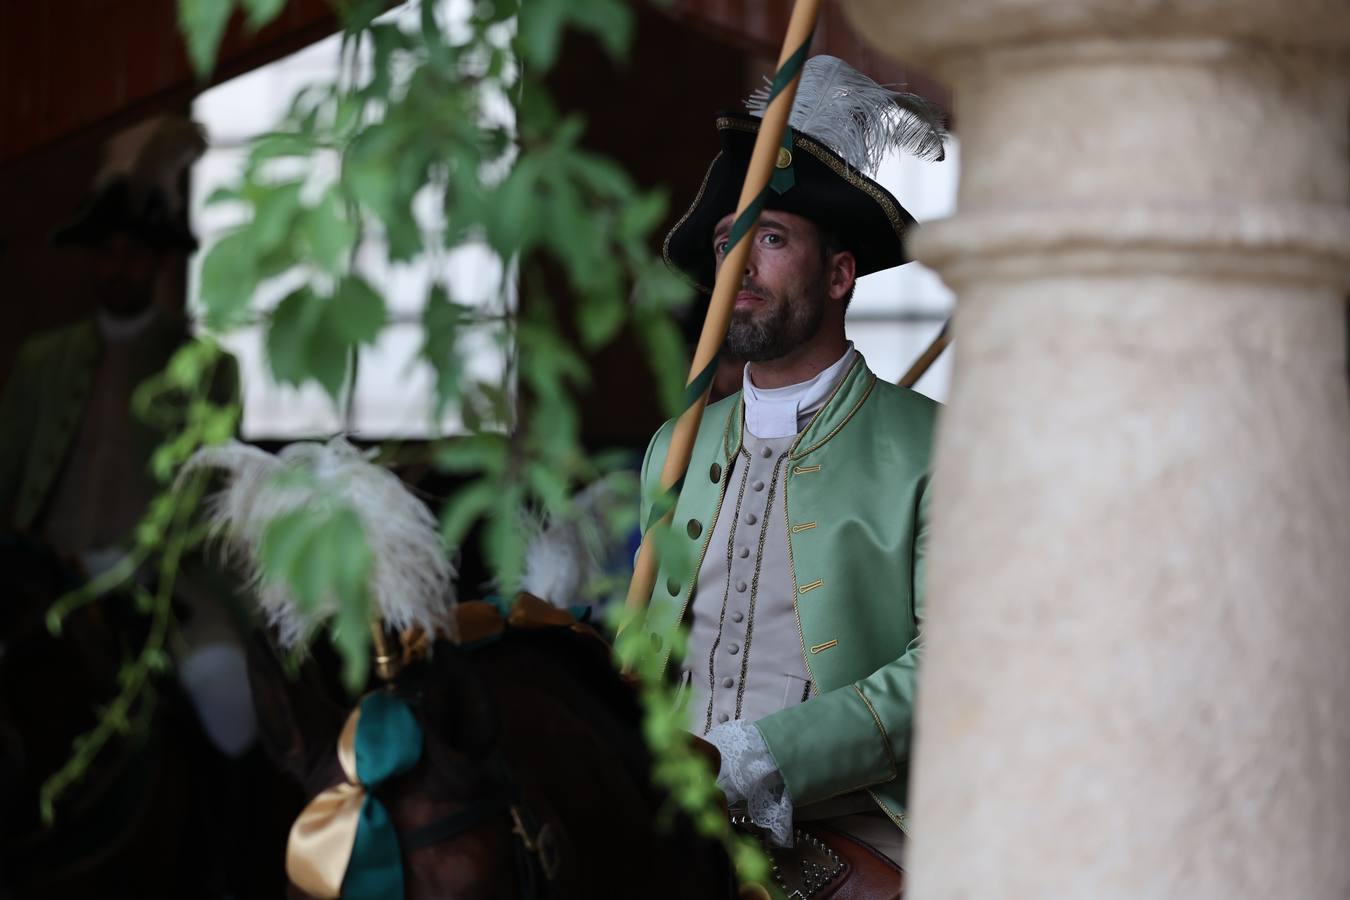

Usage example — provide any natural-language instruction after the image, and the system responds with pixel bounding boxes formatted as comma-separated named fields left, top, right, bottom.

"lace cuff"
left=704, top=720, right=794, bottom=847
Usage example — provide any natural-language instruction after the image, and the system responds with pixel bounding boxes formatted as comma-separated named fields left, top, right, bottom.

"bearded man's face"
left=710, top=210, right=833, bottom=362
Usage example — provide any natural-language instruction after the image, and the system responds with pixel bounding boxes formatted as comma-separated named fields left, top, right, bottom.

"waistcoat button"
left=666, top=578, right=680, bottom=596
left=709, top=463, right=722, bottom=482
left=686, top=518, right=702, bottom=539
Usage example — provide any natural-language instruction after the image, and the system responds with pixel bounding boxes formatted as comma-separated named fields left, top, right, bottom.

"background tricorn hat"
left=664, top=56, right=948, bottom=292
left=53, top=116, right=208, bottom=253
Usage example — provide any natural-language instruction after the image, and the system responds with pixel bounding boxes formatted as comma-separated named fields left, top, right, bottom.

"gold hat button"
left=775, top=147, right=793, bottom=169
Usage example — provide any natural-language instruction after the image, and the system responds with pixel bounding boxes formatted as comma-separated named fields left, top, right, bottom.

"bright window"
left=847, top=138, right=958, bottom=402
left=189, top=1, right=512, bottom=440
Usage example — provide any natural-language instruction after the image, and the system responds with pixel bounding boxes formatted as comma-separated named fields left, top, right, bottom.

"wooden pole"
left=624, top=0, right=822, bottom=613
left=898, top=319, right=950, bottom=389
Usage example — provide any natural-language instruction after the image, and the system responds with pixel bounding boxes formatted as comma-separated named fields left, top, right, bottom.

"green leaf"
left=303, top=187, right=357, bottom=273
left=330, top=277, right=386, bottom=346
left=250, top=180, right=304, bottom=255
left=327, top=506, right=372, bottom=607
left=165, top=342, right=209, bottom=388
left=177, top=0, right=236, bottom=79
left=240, top=0, right=284, bottom=31
left=265, top=287, right=320, bottom=386
left=205, top=186, right=244, bottom=206
left=618, top=189, right=668, bottom=240
left=526, top=463, right=570, bottom=516
left=339, top=0, right=386, bottom=34
left=247, top=131, right=313, bottom=168
left=635, top=311, right=690, bottom=416
left=575, top=289, right=626, bottom=349
left=198, top=230, right=257, bottom=329
left=260, top=509, right=316, bottom=598
left=483, top=488, right=527, bottom=591
left=484, top=158, right=540, bottom=256
left=331, top=595, right=370, bottom=693
left=440, top=479, right=498, bottom=549
left=515, top=0, right=568, bottom=72
left=307, top=329, right=353, bottom=401
left=434, top=435, right=507, bottom=475
left=567, top=0, right=633, bottom=64
left=422, top=285, right=467, bottom=415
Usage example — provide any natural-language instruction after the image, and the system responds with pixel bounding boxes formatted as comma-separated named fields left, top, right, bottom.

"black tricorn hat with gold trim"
left=53, top=116, right=207, bottom=252
left=664, top=56, right=948, bottom=292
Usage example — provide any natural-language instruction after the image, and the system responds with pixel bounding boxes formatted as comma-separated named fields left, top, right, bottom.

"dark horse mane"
left=251, top=608, right=735, bottom=899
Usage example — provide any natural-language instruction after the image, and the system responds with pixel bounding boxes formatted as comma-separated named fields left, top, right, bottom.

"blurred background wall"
left=0, top=0, right=955, bottom=454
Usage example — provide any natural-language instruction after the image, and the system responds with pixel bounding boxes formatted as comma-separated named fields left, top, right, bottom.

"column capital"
left=843, top=0, right=1350, bottom=72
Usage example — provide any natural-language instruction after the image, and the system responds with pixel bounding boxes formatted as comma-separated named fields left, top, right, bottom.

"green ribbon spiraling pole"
left=724, top=31, right=814, bottom=263
left=641, top=29, right=815, bottom=600
left=646, top=351, right=721, bottom=531
left=343, top=692, right=423, bottom=900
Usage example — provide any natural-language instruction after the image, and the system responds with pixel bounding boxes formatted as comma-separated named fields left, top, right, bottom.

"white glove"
left=704, top=719, right=794, bottom=847
left=178, top=641, right=258, bottom=758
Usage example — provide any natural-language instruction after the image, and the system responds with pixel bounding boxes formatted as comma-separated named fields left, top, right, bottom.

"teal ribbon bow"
left=343, top=691, right=423, bottom=900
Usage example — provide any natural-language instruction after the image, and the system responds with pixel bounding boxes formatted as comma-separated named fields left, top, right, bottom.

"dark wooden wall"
left=665, top=0, right=951, bottom=115
left=0, top=0, right=338, bottom=384
left=538, top=5, right=751, bottom=451
left=0, top=0, right=940, bottom=449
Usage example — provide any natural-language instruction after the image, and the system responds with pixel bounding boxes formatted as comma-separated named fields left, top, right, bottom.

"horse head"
left=248, top=626, right=555, bottom=900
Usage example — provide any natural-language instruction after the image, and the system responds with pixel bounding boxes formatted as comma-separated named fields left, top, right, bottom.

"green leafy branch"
left=172, top=0, right=771, bottom=886
left=40, top=343, right=239, bottom=822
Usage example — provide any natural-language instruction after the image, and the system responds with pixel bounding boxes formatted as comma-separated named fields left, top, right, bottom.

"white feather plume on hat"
left=745, top=54, right=948, bottom=177
left=184, top=438, right=456, bottom=647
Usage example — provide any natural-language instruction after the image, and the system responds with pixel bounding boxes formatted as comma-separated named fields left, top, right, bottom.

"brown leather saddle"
left=734, top=818, right=904, bottom=900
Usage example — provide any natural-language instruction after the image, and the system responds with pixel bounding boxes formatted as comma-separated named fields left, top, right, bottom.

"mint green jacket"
left=638, top=355, right=937, bottom=832
left=0, top=317, right=238, bottom=532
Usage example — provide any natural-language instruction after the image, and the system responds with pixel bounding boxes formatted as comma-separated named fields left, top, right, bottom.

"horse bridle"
left=390, top=711, right=562, bottom=898
left=400, top=781, right=560, bottom=891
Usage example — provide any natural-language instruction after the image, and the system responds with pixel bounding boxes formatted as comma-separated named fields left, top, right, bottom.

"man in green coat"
left=0, top=116, right=255, bottom=760
left=639, top=56, right=947, bottom=870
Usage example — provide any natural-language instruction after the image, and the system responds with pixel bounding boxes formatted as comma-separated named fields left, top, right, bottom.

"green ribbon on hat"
left=725, top=30, right=813, bottom=249
left=770, top=127, right=797, bottom=195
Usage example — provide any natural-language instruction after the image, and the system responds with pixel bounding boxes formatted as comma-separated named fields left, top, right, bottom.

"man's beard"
left=724, top=277, right=826, bottom=362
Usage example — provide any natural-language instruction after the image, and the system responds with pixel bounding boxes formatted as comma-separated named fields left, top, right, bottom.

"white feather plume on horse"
left=519, top=471, right=638, bottom=610
left=183, top=438, right=456, bottom=646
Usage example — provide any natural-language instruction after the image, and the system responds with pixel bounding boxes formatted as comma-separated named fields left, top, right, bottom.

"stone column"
left=841, top=1, right=1350, bottom=897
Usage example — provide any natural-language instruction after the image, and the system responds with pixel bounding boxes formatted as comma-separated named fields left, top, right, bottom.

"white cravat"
left=742, top=343, right=856, bottom=439
left=96, top=303, right=160, bottom=342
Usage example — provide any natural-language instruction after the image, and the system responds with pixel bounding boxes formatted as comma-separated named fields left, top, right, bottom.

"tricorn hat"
left=53, top=116, right=208, bottom=252
left=663, top=56, right=948, bottom=292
